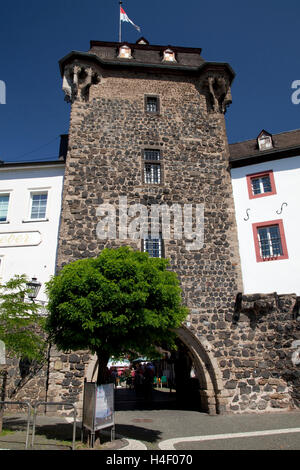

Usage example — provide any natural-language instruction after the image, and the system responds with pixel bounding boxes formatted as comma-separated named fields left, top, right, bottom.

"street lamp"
left=26, top=277, right=41, bottom=302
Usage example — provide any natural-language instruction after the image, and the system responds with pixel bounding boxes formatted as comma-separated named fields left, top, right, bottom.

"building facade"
left=230, top=129, right=300, bottom=296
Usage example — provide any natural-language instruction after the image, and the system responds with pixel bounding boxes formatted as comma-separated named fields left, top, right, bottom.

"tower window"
left=143, top=149, right=161, bottom=184
left=143, top=234, right=163, bottom=258
left=144, top=164, right=161, bottom=184
left=144, top=149, right=160, bottom=161
left=145, top=96, right=159, bottom=114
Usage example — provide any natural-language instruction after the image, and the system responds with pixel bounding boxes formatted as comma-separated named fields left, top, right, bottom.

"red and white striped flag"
left=120, top=6, right=141, bottom=32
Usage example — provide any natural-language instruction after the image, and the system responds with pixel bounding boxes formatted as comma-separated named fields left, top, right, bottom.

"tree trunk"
left=96, top=351, right=110, bottom=385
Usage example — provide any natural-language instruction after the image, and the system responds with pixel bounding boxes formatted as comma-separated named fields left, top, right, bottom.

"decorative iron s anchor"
left=243, top=208, right=250, bottom=221
left=276, top=202, right=288, bottom=215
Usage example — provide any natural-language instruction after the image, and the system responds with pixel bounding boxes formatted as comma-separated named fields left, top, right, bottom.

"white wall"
left=231, top=156, right=300, bottom=295
left=0, top=164, right=64, bottom=303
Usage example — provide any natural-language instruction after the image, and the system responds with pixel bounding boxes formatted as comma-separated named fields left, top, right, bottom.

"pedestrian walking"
left=143, top=363, right=154, bottom=401
left=134, top=365, right=144, bottom=398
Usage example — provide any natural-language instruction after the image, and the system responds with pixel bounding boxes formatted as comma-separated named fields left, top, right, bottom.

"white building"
left=0, top=159, right=65, bottom=304
left=230, top=129, right=300, bottom=295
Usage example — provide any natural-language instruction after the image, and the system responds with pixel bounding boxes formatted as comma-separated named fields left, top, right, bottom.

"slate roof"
left=89, top=39, right=205, bottom=68
left=229, top=129, right=300, bottom=167
left=59, top=39, right=235, bottom=82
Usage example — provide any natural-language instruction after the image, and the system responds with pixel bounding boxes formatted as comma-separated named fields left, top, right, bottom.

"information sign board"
left=95, top=383, right=114, bottom=431
left=82, top=382, right=114, bottom=434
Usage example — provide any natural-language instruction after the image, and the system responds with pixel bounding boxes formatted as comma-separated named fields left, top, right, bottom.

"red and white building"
left=230, top=129, right=300, bottom=295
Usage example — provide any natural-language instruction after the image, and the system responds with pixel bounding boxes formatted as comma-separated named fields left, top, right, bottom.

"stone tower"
left=47, top=39, right=299, bottom=415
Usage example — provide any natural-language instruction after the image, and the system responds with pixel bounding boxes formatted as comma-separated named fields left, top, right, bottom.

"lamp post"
left=26, top=277, right=41, bottom=302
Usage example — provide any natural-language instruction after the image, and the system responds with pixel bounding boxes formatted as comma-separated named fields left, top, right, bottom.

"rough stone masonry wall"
left=209, top=293, right=299, bottom=412
left=50, top=64, right=300, bottom=415
left=46, top=347, right=91, bottom=416
left=0, top=325, right=49, bottom=411
left=50, top=66, right=244, bottom=413
left=0, top=355, right=48, bottom=410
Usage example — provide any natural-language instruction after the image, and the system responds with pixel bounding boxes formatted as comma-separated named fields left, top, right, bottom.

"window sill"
left=0, top=220, right=10, bottom=224
left=249, top=192, right=276, bottom=200
left=145, top=112, right=160, bottom=117
left=22, top=218, right=49, bottom=223
left=257, top=255, right=289, bottom=262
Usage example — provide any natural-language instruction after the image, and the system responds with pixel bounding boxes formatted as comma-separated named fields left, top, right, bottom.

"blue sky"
left=0, top=0, right=299, bottom=162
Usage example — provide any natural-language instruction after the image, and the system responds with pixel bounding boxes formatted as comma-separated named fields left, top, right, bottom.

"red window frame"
left=246, top=170, right=276, bottom=199
left=252, top=219, right=289, bottom=262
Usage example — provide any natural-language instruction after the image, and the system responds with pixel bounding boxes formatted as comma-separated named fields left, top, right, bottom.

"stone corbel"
left=206, top=74, right=232, bottom=114
left=80, top=67, right=94, bottom=100
left=233, top=292, right=278, bottom=326
left=62, top=63, right=101, bottom=103
left=72, top=65, right=81, bottom=95
left=62, top=65, right=74, bottom=103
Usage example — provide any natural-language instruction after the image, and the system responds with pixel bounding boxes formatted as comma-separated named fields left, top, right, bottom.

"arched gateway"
left=84, top=326, right=227, bottom=416
left=176, top=326, right=227, bottom=415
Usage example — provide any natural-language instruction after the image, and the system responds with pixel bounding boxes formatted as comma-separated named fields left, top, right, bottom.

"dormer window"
left=257, top=131, right=273, bottom=151
left=136, top=37, right=149, bottom=45
left=118, top=45, right=132, bottom=59
left=163, top=49, right=176, bottom=62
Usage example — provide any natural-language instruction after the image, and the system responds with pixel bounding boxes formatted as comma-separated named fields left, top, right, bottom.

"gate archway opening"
left=85, top=326, right=227, bottom=415
left=175, top=326, right=227, bottom=415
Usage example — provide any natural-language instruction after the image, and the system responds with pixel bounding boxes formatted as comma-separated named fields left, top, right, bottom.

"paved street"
left=112, top=386, right=300, bottom=450
left=115, top=408, right=300, bottom=450
left=1, top=388, right=300, bottom=451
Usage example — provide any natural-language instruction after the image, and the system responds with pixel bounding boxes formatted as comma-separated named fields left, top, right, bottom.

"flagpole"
left=119, top=1, right=122, bottom=42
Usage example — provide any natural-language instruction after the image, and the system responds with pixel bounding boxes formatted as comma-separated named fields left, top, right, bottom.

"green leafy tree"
left=0, top=275, right=47, bottom=433
left=45, top=247, right=188, bottom=384
left=0, top=275, right=46, bottom=361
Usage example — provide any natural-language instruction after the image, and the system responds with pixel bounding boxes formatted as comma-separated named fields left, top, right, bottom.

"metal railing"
left=31, top=401, right=77, bottom=450
left=0, top=401, right=32, bottom=449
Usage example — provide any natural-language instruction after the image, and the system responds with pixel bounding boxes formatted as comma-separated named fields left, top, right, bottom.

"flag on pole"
left=120, top=6, right=141, bottom=32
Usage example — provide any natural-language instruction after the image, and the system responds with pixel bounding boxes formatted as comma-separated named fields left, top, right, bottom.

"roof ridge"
left=229, top=127, right=300, bottom=146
